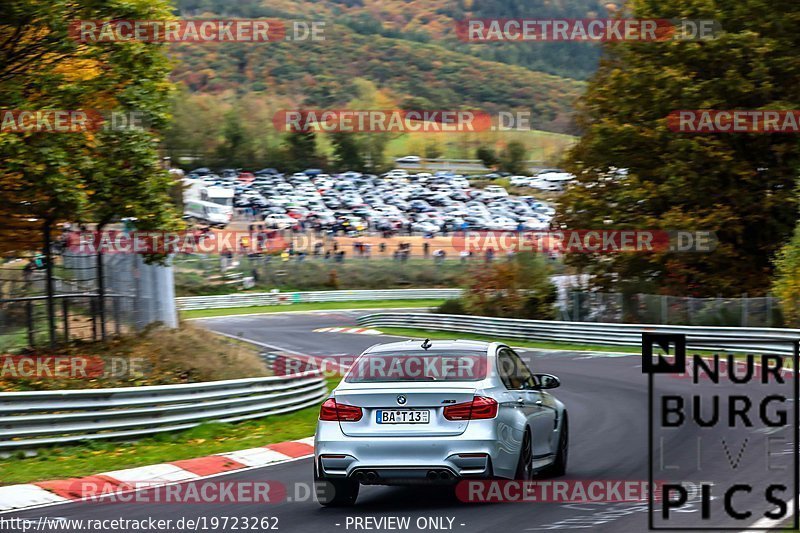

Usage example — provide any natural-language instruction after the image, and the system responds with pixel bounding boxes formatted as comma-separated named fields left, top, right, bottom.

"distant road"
left=396, top=158, right=545, bottom=174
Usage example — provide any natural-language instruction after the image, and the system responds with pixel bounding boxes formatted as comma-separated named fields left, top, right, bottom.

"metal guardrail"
left=0, top=370, right=327, bottom=449
left=357, top=313, right=800, bottom=356
left=176, top=289, right=462, bottom=311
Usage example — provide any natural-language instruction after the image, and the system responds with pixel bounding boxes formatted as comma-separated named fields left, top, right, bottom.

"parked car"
left=182, top=166, right=561, bottom=236
left=485, top=185, right=509, bottom=198
left=263, top=213, right=296, bottom=229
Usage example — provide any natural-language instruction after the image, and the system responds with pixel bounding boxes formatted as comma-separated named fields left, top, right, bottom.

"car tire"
left=542, top=414, right=568, bottom=478
left=315, top=471, right=359, bottom=507
left=514, top=429, right=534, bottom=481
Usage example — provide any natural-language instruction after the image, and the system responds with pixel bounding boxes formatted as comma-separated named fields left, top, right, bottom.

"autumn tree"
left=344, top=79, right=396, bottom=173
left=559, top=0, right=800, bottom=297
left=424, top=142, right=442, bottom=160
left=283, top=128, right=320, bottom=172
left=216, top=110, right=252, bottom=168
left=774, top=210, right=800, bottom=326
left=163, top=91, right=227, bottom=167
left=498, top=141, right=527, bottom=175
left=476, top=146, right=499, bottom=168
left=331, top=133, right=365, bottom=172
left=0, top=0, right=179, bottom=257
left=458, top=253, right=556, bottom=319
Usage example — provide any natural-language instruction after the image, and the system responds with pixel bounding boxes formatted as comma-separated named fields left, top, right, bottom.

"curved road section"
left=3, top=308, right=792, bottom=532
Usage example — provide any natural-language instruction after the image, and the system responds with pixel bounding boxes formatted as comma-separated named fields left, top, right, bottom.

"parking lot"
left=181, top=167, right=571, bottom=235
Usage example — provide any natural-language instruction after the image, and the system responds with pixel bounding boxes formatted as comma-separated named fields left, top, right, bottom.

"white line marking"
left=742, top=496, right=796, bottom=531
left=185, top=307, right=434, bottom=320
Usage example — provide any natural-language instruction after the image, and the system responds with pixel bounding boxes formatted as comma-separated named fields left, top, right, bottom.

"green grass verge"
left=0, top=376, right=342, bottom=486
left=175, top=259, right=470, bottom=296
left=315, top=126, right=576, bottom=162
left=181, top=299, right=445, bottom=319
left=377, top=327, right=642, bottom=354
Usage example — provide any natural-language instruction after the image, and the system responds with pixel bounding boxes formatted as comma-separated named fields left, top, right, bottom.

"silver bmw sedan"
left=314, top=339, right=568, bottom=506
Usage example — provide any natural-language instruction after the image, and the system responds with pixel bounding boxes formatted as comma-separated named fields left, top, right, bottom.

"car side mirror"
left=534, top=373, right=561, bottom=390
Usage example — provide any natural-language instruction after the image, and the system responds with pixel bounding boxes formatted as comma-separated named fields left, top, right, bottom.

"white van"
left=184, top=200, right=231, bottom=227
left=183, top=179, right=234, bottom=216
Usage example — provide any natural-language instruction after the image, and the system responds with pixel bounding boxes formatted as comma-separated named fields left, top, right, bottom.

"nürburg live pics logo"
left=643, top=332, right=799, bottom=530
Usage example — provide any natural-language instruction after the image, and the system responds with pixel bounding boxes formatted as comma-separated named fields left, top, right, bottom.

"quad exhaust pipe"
left=355, top=469, right=454, bottom=483
left=426, top=470, right=453, bottom=481
left=354, top=471, right=379, bottom=482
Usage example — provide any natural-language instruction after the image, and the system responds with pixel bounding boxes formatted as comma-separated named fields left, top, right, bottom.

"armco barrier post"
left=742, top=293, right=748, bottom=327
left=62, top=297, right=69, bottom=342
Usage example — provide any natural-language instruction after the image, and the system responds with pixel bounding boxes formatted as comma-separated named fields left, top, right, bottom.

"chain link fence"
left=560, top=291, right=782, bottom=327
left=0, top=252, right=177, bottom=353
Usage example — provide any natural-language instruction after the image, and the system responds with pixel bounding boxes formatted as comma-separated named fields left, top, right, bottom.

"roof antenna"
left=421, top=338, right=432, bottom=350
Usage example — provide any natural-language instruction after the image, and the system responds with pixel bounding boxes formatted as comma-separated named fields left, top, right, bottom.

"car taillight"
left=443, top=396, right=498, bottom=421
left=336, top=403, right=363, bottom=421
left=319, top=398, right=338, bottom=421
left=319, top=398, right=363, bottom=422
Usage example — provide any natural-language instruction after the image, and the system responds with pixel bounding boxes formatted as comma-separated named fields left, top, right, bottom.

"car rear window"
left=345, top=350, right=487, bottom=383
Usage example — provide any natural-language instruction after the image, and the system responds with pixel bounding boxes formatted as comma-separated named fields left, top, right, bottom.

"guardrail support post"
left=90, top=298, right=97, bottom=341
left=62, top=297, right=69, bottom=342
left=572, top=292, right=579, bottom=322
left=43, top=221, right=57, bottom=347
left=97, top=251, right=106, bottom=340
left=113, top=296, right=121, bottom=335
left=26, top=300, right=34, bottom=347
left=766, top=294, right=773, bottom=327
left=742, top=293, right=748, bottom=327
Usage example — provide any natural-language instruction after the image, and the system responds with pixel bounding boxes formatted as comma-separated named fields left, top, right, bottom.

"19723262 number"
left=197, top=516, right=279, bottom=530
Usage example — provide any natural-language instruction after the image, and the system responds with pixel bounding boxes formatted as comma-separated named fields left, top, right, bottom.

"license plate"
left=376, top=409, right=430, bottom=424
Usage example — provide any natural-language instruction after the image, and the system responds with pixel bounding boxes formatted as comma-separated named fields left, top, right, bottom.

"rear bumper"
left=346, top=465, right=485, bottom=485
left=315, top=421, right=502, bottom=484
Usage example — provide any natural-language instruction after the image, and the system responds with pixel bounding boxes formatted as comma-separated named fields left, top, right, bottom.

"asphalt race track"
left=3, top=309, right=795, bottom=533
